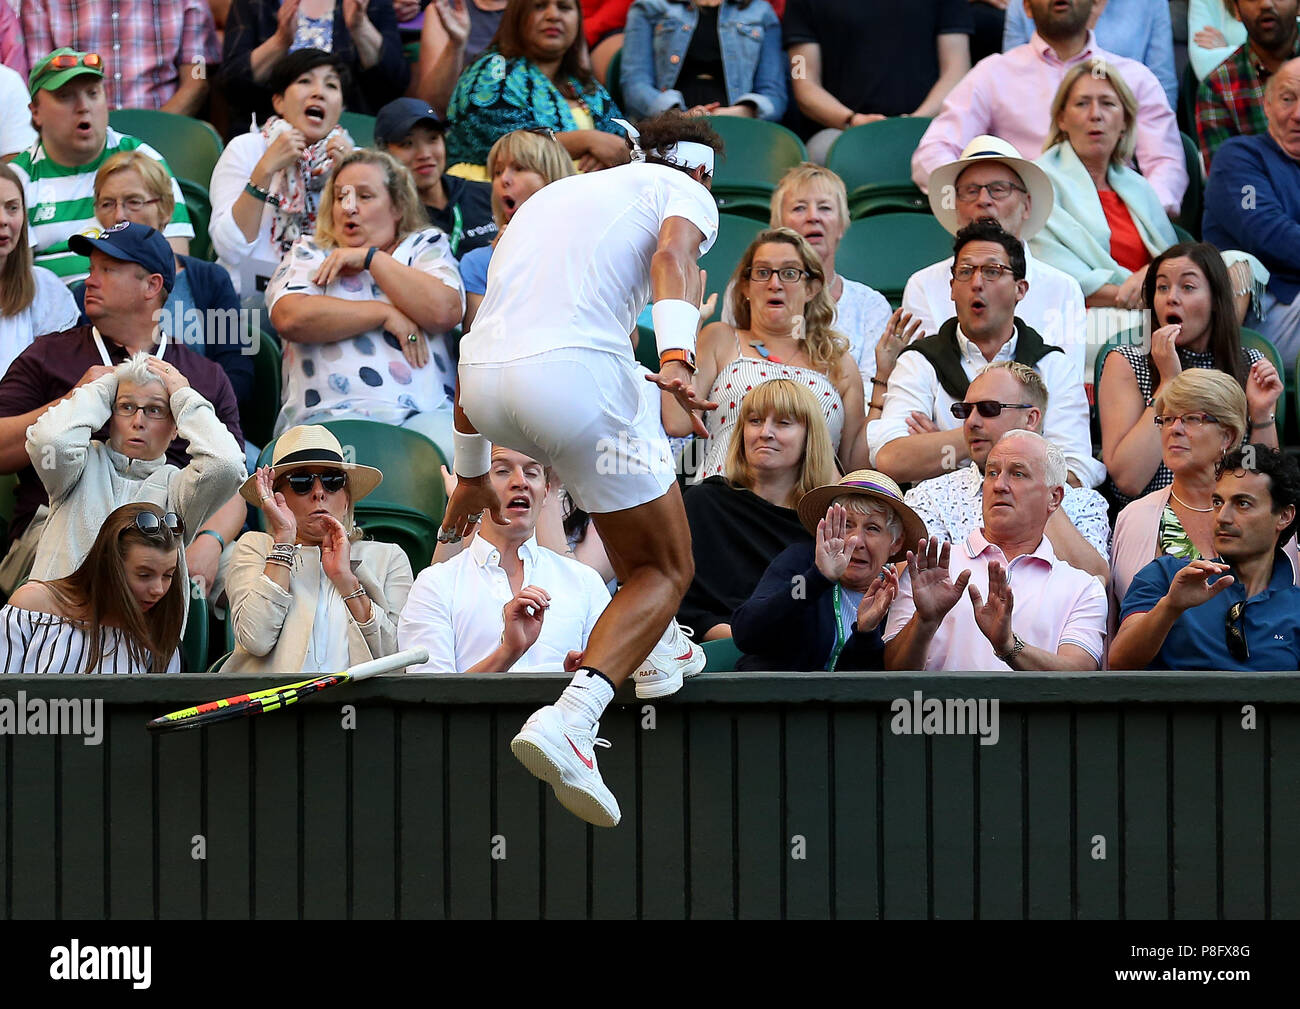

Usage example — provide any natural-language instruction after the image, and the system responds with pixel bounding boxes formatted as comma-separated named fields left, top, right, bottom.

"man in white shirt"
left=904, top=360, right=1110, bottom=581
left=901, top=134, right=1087, bottom=378
left=441, top=112, right=721, bottom=828
left=398, top=447, right=611, bottom=676
left=869, top=219, right=1103, bottom=490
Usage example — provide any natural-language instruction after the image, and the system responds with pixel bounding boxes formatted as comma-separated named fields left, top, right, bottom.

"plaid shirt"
left=1196, top=29, right=1300, bottom=169
left=22, top=0, right=219, bottom=110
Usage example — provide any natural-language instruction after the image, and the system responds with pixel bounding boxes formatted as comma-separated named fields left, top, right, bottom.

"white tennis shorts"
left=459, top=348, right=678, bottom=514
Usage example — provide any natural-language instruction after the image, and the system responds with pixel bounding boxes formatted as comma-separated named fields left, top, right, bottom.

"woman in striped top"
left=0, top=503, right=185, bottom=674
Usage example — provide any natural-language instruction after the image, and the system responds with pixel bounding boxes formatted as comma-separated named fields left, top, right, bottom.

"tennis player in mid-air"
left=441, top=111, right=723, bottom=827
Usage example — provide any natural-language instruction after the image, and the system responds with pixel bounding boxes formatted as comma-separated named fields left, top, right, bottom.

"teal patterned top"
left=1157, top=503, right=1201, bottom=561
left=444, top=50, right=625, bottom=167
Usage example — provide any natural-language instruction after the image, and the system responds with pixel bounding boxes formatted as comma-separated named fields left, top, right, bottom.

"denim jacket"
left=621, top=0, right=787, bottom=121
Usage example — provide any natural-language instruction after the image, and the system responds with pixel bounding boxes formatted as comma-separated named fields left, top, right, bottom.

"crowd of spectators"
left=4, top=0, right=1300, bottom=675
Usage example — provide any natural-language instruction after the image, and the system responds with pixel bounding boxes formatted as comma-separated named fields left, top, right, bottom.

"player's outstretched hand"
left=441, top=473, right=506, bottom=541
left=647, top=361, right=717, bottom=437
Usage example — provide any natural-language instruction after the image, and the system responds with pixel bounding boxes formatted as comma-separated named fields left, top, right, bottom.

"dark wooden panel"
left=351, top=705, right=397, bottom=919
left=831, top=709, right=878, bottom=920
left=1025, top=710, right=1071, bottom=919
left=396, top=708, right=445, bottom=919
left=10, top=729, right=56, bottom=918
left=445, top=711, right=491, bottom=919
left=1073, top=709, right=1120, bottom=920
left=542, top=750, right=590, bottom=921
left=930, top=730, right=976, bottom=920
left=686, top=709, right=733, bottom=919
left=106, top=707, right=154, bottom=919
left=1269, top=710, right=1300, bottom=919
left=1170, top=711, right=1217, bottom=919
left=881, top=702, right=928, bottom=919
left=156, top=727, right=203, bottom=918
left=251, top=712, right=300, bottom=918
left=0, top=737, right=7, bottom=918
left=300, top=708, right=347, bottom=920
left=492, top=707, right=542, bottom=919
left=58, top=730, right=106, bottom=919
left=978, top=708, right=1023, bottom=919
left=735, top=711, right=781, bottom=920
left=1220, top=704, right=1265, bottom=918
left=589, top=702, right=638, bottom=920
left=639, top=702, right=686, bottom=919
left=784, top=708, right=831, bottom=919
left=1122, top=709, right=1170, bottom=920
left=204, top=720, right=252, bottom=920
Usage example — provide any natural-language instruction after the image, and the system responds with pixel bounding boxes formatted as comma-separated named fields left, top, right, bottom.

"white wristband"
left=652, top=299, right=701, bottom=357
left=453, top=429, right=491, bottom=478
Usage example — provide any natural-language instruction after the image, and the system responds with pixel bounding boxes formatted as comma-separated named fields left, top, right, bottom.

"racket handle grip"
left=346, top=647, right=430, bottom=681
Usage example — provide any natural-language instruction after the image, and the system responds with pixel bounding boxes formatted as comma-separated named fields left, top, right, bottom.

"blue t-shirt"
left=459, top=244, right=492, bottom=297
left=1119, top=552, right=1300, bottom=670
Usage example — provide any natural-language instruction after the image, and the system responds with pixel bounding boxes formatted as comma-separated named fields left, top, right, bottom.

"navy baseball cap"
left=69, top=221, right=176, bottom=294
left=374, top=97, right=448, bottom=146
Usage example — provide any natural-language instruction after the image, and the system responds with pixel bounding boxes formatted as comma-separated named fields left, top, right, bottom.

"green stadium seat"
left=1176, top=132, right=1204, bottom=240
left=705, top=116, right=806, bottom=201
left=243, top=328, right=282, bottom=451
left=1241, top=327, right=1286, bottom=443
left=340, top=111, right=376, bottom=148
left=0, top=471, right=17, bottom=564
left=108, top=109, right=223, bottom=189
left=182, top=588, right=209, bottom=673
left=205, top=650, right=232, bottom=674
left=834, top=212, right=953, bottom=305
left=178, top=178, right=213, bottom=261
left=606, top=47, right=625, bottom=112
left=701, top=636, right=741, bottom=672
left=826, top=118, right=932, bottom=219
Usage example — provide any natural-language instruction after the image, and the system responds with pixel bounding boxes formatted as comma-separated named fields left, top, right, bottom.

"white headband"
left=612, top=118, right=714, bottom=176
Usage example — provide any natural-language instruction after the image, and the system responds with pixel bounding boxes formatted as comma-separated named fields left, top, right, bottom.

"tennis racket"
left=146, top=647, right=430, bottom=733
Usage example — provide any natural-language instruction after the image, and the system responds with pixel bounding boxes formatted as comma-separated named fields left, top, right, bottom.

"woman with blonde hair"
left=678, top=378, right=837, bottom=641
left=266, top=148, right=465, bottom=460
left=668, top=227, right=869, bottom=480
left=459, top=128, right=576, bottom=330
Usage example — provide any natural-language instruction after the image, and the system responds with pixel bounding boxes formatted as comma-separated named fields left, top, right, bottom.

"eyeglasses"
left=745, top=267, right=810, bottom=284
left=114, top=401, right=170, bottom=420
left=523, top=126, right=556, bottom=140
left=133, top=511, right=184, bottom=538
left=950, top=400, right=1036, bottom=419
left=1153, top=412, right=1220, bottom=429
left=95, top=197, right=160, bottom=214
left=952, top=263, right=1017, bottom=283
left=280, top=471, right=348, bottom=495
left=1225, top=600, right=1249, bottom=662
left=954, top=181, right=1027, bottom=202
left=44, top=52, right=104, bottom=72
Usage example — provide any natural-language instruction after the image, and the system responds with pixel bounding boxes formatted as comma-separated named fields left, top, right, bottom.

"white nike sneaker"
left=511, top=705, right=621, bottom=828
left=633, top=620, right=706, bottom=699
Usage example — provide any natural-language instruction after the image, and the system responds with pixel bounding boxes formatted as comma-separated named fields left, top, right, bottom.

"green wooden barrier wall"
left=1, top=671, right=1297, bottom=919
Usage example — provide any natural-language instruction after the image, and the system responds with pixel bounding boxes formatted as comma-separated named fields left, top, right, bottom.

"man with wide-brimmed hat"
left=884, top=430, right=1107, bottom=671
left=732, top=469, right=926, bottom=672
left=902, top=134, right=1086, bottom=377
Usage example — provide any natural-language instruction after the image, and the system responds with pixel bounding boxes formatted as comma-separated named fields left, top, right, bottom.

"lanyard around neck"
left=826, top=582, right=849, bottom=673
left=92, top=327, right=168, bottom=367
left=449, top=204, right=463, bottom=256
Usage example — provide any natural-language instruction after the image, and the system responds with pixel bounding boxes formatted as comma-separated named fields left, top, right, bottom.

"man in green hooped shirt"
left=11, top=48, right=193, bottom=286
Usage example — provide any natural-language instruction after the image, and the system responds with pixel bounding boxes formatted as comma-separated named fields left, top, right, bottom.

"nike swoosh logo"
left=675, top=648, right=694, bottom=661
left=566, top=735, right=594, bottom=769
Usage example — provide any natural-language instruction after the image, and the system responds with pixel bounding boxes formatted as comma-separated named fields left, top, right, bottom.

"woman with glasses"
left=73, top=150, right=254, bottom=418
left=23, top=352, right=246, bottom=599
left=225, top=424, right=413, bottom=673
left=1109, top=368, right=1296, bottom=609
left=0, top=163, right=79, bottom=376
left=1, top=503, right=186, bottom=674
left=670, top=227, right=868, bottom=480
left=1097, top=242, right=1282, bottom=509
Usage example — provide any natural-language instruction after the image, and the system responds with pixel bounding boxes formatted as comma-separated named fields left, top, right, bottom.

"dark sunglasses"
left=133, top=511, right=184, bottom=538
left=1225, top=600, right=1249, bottom=663
left=950, top=400, right=1035, bottom=419
left=281, top=471, right=348, bottom=495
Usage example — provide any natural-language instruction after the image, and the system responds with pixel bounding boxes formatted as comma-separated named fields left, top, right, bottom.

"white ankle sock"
left=556, top=668, right=614, bottom=726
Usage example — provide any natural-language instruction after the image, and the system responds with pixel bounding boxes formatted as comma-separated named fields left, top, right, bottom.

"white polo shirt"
left=397, top=533, right=612, bottom=674
left=461, top=162, right=718, bottom=366
left=901, top=245, right=1088, bottom=379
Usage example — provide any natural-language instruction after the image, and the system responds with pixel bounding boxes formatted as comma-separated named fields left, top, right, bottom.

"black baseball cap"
left=69, top=221, right=176, bottom=293
left=374, top=97, right=448, bottom=146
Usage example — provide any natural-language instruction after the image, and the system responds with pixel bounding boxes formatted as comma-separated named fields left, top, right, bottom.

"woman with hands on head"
left=1099, top=242, right=1281, bottom=509
left=731, top=470, right=925, bottom=671
left=224, top=424, right=413, bottom=673
left=266, top=148, right=466, bottom=460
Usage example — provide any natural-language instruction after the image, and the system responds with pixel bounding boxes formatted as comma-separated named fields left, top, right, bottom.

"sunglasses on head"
left=133, top=511, right=184, bottom=538
left=281, top=471, right=348, bottom=495
left=950, top=400, right=1035, bottom=419
left=45, top=52, right=104, bottom=72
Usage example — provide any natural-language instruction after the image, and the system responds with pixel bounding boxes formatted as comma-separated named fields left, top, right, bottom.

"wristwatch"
left=659, top=348, right=697, bottom=373
left=994, top=632, right=1025, bottom=664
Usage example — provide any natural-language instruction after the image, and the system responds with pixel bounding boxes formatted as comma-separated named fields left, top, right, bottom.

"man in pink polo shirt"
left=883, top=429, right=1107, bottom=671
left=911, top=0, right=1187, bottom=215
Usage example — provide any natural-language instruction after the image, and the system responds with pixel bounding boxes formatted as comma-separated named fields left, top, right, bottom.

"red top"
left=1098, top=190, right=1151, bottom=274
